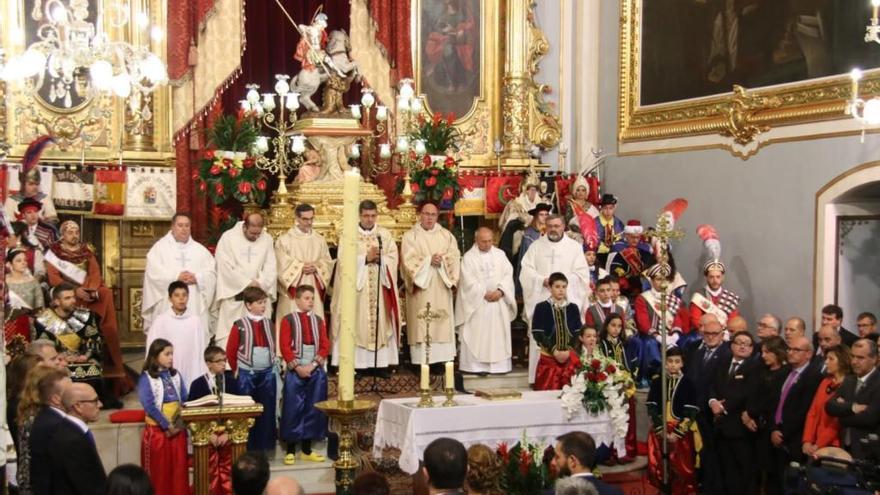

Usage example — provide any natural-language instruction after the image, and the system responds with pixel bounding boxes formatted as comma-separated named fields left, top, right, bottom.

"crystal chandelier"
left=1, top=1, right=167, bottom=106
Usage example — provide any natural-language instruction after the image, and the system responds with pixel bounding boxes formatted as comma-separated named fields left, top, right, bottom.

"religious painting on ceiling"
left=417, top=0, right=481, bottom=120
left=619, top=0, right=880, bottom=157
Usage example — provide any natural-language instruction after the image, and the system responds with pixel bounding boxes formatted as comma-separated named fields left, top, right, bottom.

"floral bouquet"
left=410, top=111, right=461, bottom=155
left=196, top=114, right=269, bottom=206
left=496, top=432, right=556, bottom=495
left=560, top=355, right=632, bottom=442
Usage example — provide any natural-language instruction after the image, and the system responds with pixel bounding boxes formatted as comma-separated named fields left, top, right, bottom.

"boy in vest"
left=225, top=286, right=277, bottom=452
left=279, top=284, right=329, bottom=465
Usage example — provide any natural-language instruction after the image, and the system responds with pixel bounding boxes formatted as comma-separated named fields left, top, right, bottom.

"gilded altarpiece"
left=412, top=0, right=560, bottom=169
left=1, top=0, right=175, bottom=348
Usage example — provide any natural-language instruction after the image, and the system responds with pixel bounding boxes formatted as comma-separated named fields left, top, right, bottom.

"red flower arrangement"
left=495, top=437, right=555, bottom=495
left=196, top=114, right=269, bottom=206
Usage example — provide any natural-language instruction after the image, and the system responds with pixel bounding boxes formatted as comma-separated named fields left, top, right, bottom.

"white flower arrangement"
left=560, top=354, right=631, bottom=443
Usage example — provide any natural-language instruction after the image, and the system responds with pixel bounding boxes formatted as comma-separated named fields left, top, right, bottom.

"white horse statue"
left=291, top=30, right=359, bottom=114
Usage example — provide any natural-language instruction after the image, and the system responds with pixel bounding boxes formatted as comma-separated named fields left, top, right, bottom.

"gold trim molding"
left=618, top=0, right=874, bottom=158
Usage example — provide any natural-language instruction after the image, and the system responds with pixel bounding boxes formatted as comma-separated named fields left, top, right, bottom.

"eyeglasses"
left=757, top=322, right=777, bottom=329
left=703, top=331, right=723, bottom=337
left=209, top=358, right=227, bottom=364
left=787, top=347, right=810, bottom=353
left=732, top=341, right=753, bottom=347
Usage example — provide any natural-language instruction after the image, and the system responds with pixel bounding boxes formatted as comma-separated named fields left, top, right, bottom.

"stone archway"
left=814, top=161, right=880, bottom=330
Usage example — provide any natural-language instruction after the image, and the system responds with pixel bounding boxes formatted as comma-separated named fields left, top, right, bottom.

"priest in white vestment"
left=330, top=200, right=401, bottom=369
left=401, top=203, right=461, bottom=364
left=274, top=204, right=334, bottom=336
left=142, top=214, right=217, bottom=333
left=145, top=281, right=209, bottom=387
left=212, top=213, right=278, bottom=349
left=455, top=227, right=516, bottom=374
left=519, top=214, right=590, bottom=383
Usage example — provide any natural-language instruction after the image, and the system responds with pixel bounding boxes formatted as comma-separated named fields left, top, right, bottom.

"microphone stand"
left=369, top=234, right=385, bottom=397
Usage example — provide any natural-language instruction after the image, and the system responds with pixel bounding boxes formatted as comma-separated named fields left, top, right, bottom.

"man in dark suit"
left=29, top=368, right=72, bottom=495
left=826, top=338, right=880, bottom=460
left=815, top=304, right=858, bottom=348
left=423, top=437, right=467, bottom=495
left=769, top=335, right=824, bottom=495
left=708, top=331, right=759, bottom=495
left=48, top=383, right=106, bottom=495
left=683, top=313, right=730, bottom=495
left=549, top=431, right=623, bottom=495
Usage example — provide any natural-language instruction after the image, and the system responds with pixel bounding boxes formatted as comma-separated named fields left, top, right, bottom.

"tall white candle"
left=336, top=170, right=361, bottom=403
left=420, top=364, right=430, bottom=390
left=445, top=361, right=454, bottom=390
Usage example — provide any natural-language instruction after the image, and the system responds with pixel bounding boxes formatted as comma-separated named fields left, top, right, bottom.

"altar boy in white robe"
left=212, top=213, right=277, bottom=349
left=330, top=200, right=401, bottom=372
left=401, top=202, right=460, bottom=364
left=455, top=227, right=516, bottom=374
left=142, top=213, right=217, bottom=333
left=519, top=214, right=590, bottom=384
left=145, top=281, right=209, bottom=387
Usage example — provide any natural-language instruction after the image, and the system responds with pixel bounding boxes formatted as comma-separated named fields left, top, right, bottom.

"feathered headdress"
left=658, top=198, right=689, bottom=229
left=697, top=224, right=724, bottom=274
left=20, top=135, right=54, bottom=185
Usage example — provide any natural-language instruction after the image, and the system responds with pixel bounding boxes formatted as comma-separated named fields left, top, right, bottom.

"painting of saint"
left=420, top=0, right=481, bottom=119
left=639, top=0, right=880, bottom=106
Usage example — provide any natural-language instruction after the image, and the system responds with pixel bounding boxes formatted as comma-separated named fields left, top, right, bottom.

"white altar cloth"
left=372, top=390, right=625, bottom=474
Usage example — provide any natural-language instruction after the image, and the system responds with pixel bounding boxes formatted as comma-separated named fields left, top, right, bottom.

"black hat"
left=599, top=193, right=618, bottom=206
left=528, top=203, right=552, bottom=216
left=17, top=197, right=42, bottom=212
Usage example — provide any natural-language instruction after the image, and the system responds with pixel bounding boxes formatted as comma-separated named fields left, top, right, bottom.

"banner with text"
left=125, top=168, right=177, bottom=219
left=52, top=169, right=94, bottom=214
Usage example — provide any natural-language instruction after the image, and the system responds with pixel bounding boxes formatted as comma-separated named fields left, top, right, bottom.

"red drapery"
left=369, top=0, right=414, bottom=83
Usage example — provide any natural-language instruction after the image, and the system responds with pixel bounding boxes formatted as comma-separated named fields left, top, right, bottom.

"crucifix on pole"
left=416, top=302, right=446, bottom=366
left=652, top=213, right=685, bottom=495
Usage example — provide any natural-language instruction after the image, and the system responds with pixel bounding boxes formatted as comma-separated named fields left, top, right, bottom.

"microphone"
left=216, top=373, right=225, bottom=409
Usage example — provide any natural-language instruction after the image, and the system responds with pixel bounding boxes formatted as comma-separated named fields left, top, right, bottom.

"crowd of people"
left=5, top=158, right=880, bottom=495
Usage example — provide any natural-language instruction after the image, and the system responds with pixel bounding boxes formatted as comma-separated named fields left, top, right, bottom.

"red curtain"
left=369, top=0, right=414, bottom=83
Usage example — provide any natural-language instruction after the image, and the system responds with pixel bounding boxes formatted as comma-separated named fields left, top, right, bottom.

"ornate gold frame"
left=618, top=0, right=878, bottom=158
left=412, top=0, right=560, bottom=169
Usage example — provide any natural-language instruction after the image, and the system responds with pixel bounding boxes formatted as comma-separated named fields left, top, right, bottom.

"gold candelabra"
left=350, top=88, right=391, bottom=178
left=243, top=75, right=307, bottom=227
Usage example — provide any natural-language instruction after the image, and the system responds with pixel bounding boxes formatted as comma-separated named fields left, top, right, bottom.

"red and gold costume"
left=45, top=239, right=131, bottom=394
left=647, top=373, right=702, bottom=495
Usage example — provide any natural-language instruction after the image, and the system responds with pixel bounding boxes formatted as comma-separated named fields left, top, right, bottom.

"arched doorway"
left=815, top=161, right=880, bottom=332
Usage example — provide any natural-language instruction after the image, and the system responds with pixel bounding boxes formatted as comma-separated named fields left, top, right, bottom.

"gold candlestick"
left=442, top=388, right=456, bottom=407
left=417, top=389, right=435, bottom=408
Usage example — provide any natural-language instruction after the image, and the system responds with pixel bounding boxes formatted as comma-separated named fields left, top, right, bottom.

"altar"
left=372, top=390, right=626, bottom=475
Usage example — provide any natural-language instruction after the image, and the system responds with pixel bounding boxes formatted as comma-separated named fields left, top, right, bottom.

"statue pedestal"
left=265, top=118, right=416, bottom=241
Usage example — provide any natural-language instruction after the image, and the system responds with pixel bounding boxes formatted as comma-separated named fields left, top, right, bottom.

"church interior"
left=2, top=0, right=880, bottom=494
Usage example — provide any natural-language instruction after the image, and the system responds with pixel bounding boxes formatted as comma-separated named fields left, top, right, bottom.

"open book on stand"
left=185, top=393, right=255, bottom=408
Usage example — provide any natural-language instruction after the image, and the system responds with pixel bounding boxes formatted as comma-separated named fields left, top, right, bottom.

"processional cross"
left=416, top=302, right=446, bottom=366
left=652, top=212, right=685, bottom=495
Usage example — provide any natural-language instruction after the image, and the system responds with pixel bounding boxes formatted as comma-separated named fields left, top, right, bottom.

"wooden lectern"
left=181, top=404, right=264, bottom=495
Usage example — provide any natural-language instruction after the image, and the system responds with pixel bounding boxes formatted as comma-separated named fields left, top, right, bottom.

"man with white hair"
left=455, top=227, right=516, bottom=374
left=605, top=220, right=655, bottom=299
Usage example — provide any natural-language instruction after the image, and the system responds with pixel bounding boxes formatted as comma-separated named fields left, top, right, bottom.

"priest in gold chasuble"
left=401, top=203, right=460, bottom=364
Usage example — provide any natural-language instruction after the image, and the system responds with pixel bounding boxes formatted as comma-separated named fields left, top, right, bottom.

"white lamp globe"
left=89, top=60, right=113, bottom=90
left=864, top=98, right=880, bottom=125
left=274, top=75, right=290, bottom=95
left=111, top=73, right=132, bottom=97
left=360, top=90, right=375, bottom=108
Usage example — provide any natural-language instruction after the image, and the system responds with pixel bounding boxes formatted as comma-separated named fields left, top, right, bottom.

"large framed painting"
left=619, top=0, right=880, bottom=157
left=413, top=0, right=501, bottom=168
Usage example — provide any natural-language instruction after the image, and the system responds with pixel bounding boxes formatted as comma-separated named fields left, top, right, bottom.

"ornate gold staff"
left=652, top=213, right=684, bottom=493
